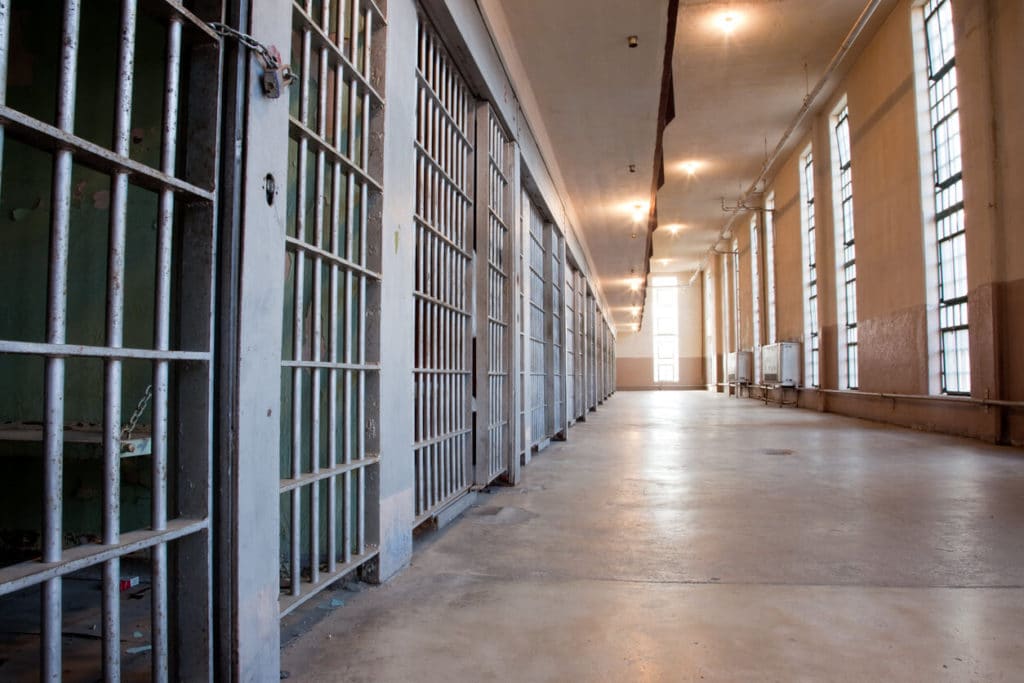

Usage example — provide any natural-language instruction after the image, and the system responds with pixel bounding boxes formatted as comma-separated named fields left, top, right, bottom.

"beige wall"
left=616, top=273, right=705, bottom=389
left=703, top=0, right=1024, bottom=444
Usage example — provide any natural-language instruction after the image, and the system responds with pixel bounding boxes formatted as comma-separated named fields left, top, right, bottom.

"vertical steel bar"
left=0, top=0, right=9, bottom=199
left=102, top=3, right=139, bottom=679
left=290, top=22, right=312, bottom=598
left=309, top=23, right=328, bottom=588
left=149, top=17, right=180, bottom=682
left=327, top=57, right=343, bottom=574
left=42, top=3, right=81, bottom=679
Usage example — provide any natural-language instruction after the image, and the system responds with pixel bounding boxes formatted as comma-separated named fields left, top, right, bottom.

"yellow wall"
left=705, top=0, right=1024, bottom=444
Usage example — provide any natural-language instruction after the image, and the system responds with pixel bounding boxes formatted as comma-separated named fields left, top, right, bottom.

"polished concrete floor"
left=282, top=391, right=1024, bottom=682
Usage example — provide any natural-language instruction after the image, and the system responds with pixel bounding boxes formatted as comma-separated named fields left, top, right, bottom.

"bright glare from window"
left=651, top=276, right=679, bottom=383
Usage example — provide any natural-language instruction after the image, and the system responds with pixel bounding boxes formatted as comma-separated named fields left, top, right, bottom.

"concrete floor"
left=282, top=392, right=1024, bottom=682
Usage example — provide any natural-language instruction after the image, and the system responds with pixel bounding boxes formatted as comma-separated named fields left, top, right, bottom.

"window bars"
left=0, top=2, right=221, bottom=679
left=801, top=151, right=820, bottom=388
left=834, top=105, right=858, bottom=389
left=923, top=0, right=969, bottom=395
left=279, top=0, right=385, bottom=616
left=413, top=16, right=473, bottom=521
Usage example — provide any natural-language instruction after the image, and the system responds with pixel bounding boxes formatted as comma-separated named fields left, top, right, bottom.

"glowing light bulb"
left=632, top=203, right=646, bottom=224
left=718, top=12, right=741, bottom=35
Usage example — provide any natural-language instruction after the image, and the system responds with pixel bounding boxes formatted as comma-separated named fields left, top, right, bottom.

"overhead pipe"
left=690, top=0, right=887, bottom=285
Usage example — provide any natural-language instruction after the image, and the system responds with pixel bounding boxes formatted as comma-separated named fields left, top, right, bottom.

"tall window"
left=732, top=239, right=740, bottom=354
left=833, top=104, right=858, bottom=389
left=800, top=149, right=820, bottom=387
left=651, top=276, right=679, bottom=383
left=764, top=193, right=777, bottom=345
left=923, top=0, right=969, bottom=394
left=721, top=254, right=731, bottom=355
left=750, top=216, right=761, bottom=381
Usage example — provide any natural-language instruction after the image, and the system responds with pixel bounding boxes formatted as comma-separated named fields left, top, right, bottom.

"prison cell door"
left=574, top=271, right=587, bottom=420
left=547, top=227, right=565, bottom=438
left=515, top=188, right=531, bottom=465
left=413, top=15, right=474, bottom=522
left=527, top=201, right=548, bottom=446
left=586, top=292, right=598, bottom=411
left=277, top=0, right=386, bottom=617
left=474, top=104, right=515, bottom=485
left=565, top=267, right=576, bottom=427
left=0, top=3, right=221, bottom=679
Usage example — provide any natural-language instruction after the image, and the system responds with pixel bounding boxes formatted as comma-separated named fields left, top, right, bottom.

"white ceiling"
left=494, top=0, right=879, bottom=328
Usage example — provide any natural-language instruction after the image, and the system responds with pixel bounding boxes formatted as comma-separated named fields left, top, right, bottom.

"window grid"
left=801, top=151, right=820, bottom=387
left=732, top=240, right=740, bottom=355
left=765, top=193, right=777, bottom=345
left=651, top=276, right=679, bottom=383
left=925, top=0, right=970, bottom=394
left=750, top=217, right=761, bottom=381
left=834, top=106, right=858, bottom=389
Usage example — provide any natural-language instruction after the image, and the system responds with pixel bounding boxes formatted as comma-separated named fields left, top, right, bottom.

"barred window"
left=833, top=105, right=858, bottom=389
left=800, top=150, right=820, bottom=387
left=924, top=0, right=970, bottom=394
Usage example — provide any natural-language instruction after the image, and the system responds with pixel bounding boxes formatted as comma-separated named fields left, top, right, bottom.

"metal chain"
left=121, top=384, right=153, bottom=441
left=207, top=22, right=295, bottom=83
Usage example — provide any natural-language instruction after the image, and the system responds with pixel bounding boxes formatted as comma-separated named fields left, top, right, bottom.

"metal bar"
left=288, top=118, right=382, bottom=192
left=151, top=17, right=182, bottom=681
left=138, top=0, right=221, bottom=41
left=0, top=519, right=209, bottom=597
left=291, top=4, right=384, bottom=104
left=277, top=548, right=378, bottom=617
left=0, top=0, right=9, bottom=200
left=279, top=455, right=381, bottom=492
left=281, top=359, right=379, bottom=370
left=0, top=106, right=215, bottom=200
left=285, top=235, right=382, bottom=279
left=102, top=3, right=140, bottom=678
left=41, top=3, right=81, bottom=677
left=0, top=340, right=209, bottom=361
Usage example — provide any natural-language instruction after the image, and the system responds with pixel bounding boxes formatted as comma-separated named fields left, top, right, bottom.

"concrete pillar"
left=374, top=0, right=418, bottom=581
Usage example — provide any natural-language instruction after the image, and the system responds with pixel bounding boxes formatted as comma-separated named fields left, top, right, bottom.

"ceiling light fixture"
left=632, top=322, right=640, bottom=332
left=717, top=12, right=741, bottom=35
left=628, top=278, right=642, bottom=292
left=667, top=223, right=682, bottom=235
left=628, top=35, right=639, bottom=48
left=680, top=160, right=701, bottom=176
left=631, top=202, right=646, bottom=224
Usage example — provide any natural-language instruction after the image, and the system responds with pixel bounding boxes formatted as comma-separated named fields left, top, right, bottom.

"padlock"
left=261, top=67, right=282, bottom=99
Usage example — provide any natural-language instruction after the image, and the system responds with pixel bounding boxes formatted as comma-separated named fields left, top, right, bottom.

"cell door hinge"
left=208, top=22, right=296, bottom=99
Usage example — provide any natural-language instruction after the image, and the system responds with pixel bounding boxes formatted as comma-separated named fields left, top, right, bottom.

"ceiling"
left=492, top=0, right=880, bottom=329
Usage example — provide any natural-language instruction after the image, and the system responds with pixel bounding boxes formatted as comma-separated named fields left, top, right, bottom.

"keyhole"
left=265, top=173, right=276, bottom=206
